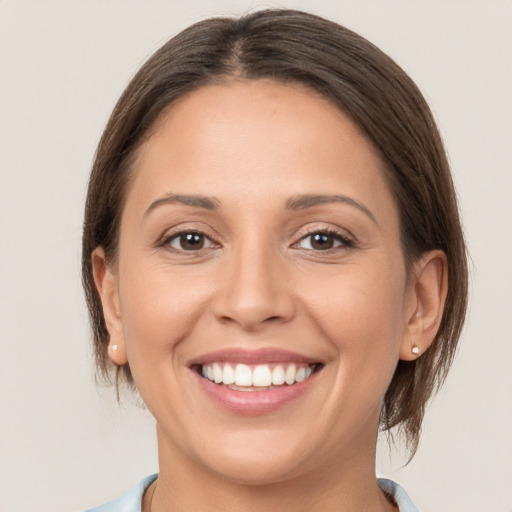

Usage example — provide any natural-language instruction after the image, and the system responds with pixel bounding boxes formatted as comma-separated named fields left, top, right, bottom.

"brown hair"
left=82, top=9, right=468, bottom=455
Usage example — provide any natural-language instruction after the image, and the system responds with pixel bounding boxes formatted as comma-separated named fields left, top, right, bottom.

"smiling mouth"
left=195, top=362, right=322, bottom=391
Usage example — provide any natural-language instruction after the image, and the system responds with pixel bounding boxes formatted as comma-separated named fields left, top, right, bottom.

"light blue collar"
left=85, top=474, right=419, bottom=511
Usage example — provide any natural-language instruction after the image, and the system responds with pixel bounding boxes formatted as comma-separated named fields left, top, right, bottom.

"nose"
left=212, top=242, right=296, bottom=331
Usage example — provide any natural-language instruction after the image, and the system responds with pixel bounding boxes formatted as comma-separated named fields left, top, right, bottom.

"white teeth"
left=223, top=364, right=235, bottom=385
left=234, top=364, right=253, bottom=386
left=253, top=365, right=272, bottom=386
left=212, top=363, right=223, bottom=384
left=200, top=362, right=317, bottom=387
left=285, top=364, right=296, bottom=385
left=272, top=365, right=285, bottom=385
left=295, top=367, right=306, bottom=383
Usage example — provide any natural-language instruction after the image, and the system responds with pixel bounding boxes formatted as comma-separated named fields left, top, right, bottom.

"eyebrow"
left=286, top=194, right=378, bottom=225
left=144, top=193, right=220, bottom=217
left=143, top=192, right=377, bottom=225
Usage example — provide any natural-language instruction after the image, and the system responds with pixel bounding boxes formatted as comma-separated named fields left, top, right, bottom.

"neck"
left=146, top=425, right=396, bottom=512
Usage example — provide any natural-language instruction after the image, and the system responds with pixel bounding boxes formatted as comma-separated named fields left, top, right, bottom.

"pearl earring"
left=112, top=344, right=119, bottom=351
left=411, top=345, right=420, bottom=356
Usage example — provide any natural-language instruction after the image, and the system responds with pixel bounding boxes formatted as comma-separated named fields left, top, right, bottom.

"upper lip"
left=187, top=348, right=320, bottom=367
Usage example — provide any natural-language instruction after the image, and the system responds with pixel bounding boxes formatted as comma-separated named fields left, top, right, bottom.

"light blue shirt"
left=84, top=474, right=419, bottom=511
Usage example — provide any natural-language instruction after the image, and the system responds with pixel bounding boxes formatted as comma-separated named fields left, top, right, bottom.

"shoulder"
left=83, top=474, right=158, bottom=512
left=377, top=478, right=420, bottom=512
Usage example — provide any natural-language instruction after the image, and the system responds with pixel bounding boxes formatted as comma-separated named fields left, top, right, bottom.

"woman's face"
left=102, top=80, right=418, bottom=484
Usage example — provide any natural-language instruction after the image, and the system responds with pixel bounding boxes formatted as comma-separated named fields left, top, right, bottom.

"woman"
left=82, top=9, right=467, bottom=512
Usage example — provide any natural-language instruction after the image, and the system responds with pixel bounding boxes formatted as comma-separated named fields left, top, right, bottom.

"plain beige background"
left=0, top=1, right=511, bottom=511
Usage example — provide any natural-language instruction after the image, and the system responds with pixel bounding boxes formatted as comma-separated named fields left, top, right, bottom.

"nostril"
left=215, top=311, right=291, bottom=330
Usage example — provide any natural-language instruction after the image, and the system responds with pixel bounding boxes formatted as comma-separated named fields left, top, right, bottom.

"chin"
left=181, top=426, right=319, bottom=486
left=203, top=451, right=309, bottom=486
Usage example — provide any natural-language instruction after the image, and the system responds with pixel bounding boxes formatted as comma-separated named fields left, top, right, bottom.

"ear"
left=400, top=250, right=448, bottom=361
left=91, top=247, right=128, bottom=365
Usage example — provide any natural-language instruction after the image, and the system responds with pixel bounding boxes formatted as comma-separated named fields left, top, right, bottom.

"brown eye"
left=167, top=232, right=213, bottom=251
left=310, top=233, right=334, bottom=250
left=297, top=231, right=351, bottom=251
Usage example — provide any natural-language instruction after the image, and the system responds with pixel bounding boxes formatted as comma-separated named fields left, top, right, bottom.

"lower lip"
left=194, top=371, right=318, bottom=416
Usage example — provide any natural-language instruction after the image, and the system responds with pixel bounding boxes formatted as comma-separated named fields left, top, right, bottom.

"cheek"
left=302, top=262, right=408, bottom=429
left=118, top=262, right=213, bottom=363
left=301, top=257, right=407, bottom=364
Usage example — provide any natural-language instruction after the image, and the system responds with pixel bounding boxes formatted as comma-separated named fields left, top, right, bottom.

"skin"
left=93, top=80, right=447, bottom=512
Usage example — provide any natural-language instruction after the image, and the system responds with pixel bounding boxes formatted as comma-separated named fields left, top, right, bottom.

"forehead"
left=126, top=79, right=395, bottom=220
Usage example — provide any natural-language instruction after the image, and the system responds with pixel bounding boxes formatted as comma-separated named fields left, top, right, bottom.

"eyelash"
left=160, top=228, right=354, bottom=253
left=161, top=231, right=218, bottom=252
left=294, top=228, right=355, bottom=252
